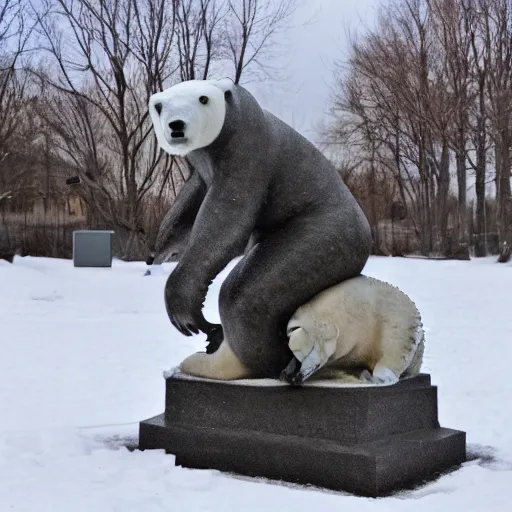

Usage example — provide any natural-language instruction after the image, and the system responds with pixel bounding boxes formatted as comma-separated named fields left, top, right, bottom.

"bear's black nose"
left=169, top=120, right=185, bottom=132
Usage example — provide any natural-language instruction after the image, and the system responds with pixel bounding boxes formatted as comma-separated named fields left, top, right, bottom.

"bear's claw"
left=360, top=366, right=399, bottom=385
left=205, top=324, right=224, bottom=354
left=280, top=354, right=322, bottom=386
left=280, top=357, right=302, bottom=385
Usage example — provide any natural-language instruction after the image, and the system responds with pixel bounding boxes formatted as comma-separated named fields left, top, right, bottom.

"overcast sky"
left=242, top=0, right=379, bottom=143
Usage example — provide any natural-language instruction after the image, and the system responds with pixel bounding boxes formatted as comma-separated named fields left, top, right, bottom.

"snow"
left=1, top=254, right=512, bottom=511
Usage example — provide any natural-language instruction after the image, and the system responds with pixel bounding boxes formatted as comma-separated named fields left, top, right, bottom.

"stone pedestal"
left=139, top=373, right=466, bottom=497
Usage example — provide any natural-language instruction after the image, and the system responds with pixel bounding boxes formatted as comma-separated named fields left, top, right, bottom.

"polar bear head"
left=149, top=79, right=234, bottom=157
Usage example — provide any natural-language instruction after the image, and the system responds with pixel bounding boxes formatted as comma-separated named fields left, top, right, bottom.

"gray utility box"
left=73, top=230, right=115, bottom=267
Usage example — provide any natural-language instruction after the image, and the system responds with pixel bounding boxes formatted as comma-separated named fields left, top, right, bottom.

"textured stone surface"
left=139, top=374, right=466, bottom=497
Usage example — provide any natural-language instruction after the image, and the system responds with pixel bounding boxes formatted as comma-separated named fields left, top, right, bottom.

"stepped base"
left=139, top=374, right=466, bottom=497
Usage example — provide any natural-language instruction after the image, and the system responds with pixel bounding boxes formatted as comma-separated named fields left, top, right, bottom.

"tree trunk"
left=456, top=148, right=468, bottom=246
left=369, top=166, right=380, bottom=254
left=473, top=87, right=487, bottom=258
left=428, top=173, right=435, bottom=253
left=474, top=172, right=487, bottom=257
left=418, top=138, right=432, bottom=256
left=437, top=139, right=450, bottom=255
left=497, top=126, right=512, bottom=262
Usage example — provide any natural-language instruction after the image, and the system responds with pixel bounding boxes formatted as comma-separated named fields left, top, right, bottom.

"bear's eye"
left=154, top=102, right=162, bottom=115
left=199, top=96, right=209, bottom=105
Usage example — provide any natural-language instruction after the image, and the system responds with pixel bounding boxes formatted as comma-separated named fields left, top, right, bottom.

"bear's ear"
left=208, top=78, right=234, bottom=94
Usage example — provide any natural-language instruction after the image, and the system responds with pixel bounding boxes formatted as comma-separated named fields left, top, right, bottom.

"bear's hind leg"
left=179, top=340, right=252, bottom=380
left=219, top=213, right=368, bottom=379
left=366, top=318, right=424, bottom=384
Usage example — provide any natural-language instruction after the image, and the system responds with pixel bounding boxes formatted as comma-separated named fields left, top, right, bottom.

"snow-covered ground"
left=1, top=255, right=511, bottom=511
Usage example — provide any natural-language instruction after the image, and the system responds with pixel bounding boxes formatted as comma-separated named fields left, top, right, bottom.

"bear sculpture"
left=148, top=78, right=373, bottom=380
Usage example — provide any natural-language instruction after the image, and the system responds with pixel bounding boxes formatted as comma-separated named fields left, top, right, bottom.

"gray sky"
left=243, top=0, right=379, bottom=143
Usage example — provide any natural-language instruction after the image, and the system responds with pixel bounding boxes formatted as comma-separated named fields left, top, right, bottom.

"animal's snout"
left=169, top=120, right=186, bottom=137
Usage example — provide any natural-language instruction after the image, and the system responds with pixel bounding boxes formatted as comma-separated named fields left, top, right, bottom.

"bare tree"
left=428, top=0, right=474, bottom=254
left=0, top=0, right=36, bottom=167
left=327, top=0, right=447, bottom=255
left=0, top=0, right=41, bottom=257
left=225, top=0, right=297, bottom=84
left=32, top=0, right=179, bottom=258
left=324, top=0, right=512, bottom=259
left=480, top=0, right=512, bottom=262
left=175, top=0, right=227, bottom=81
left=462, top=0, right=490, bottom=257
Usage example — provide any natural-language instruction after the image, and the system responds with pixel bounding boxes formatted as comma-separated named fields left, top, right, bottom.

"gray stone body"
left=151, top=171, right=206, bottom=264
left=150, top=169, right=254, bottom=265
left=164, top=84, right=372, bottom=377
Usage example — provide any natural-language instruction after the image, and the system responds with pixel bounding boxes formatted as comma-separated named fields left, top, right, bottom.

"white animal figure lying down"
left=281, top=275, right=425, bottom=386
left=178, top=275, right=425, bottom=386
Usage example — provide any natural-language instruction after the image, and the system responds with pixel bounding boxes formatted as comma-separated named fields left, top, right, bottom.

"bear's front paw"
left=164, top=274, right=207, bottom=337
left=286, top=327, right=335, bottom=385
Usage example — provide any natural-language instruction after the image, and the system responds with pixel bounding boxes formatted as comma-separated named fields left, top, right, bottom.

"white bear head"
left=149, top=79, right=234, bottom=157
